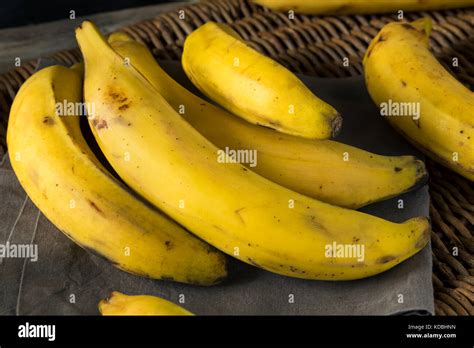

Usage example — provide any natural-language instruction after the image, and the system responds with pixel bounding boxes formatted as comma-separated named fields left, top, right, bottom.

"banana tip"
left=410, top=158, right=429, bottom=190
left=75, top=20, right=95, bottom=34
left=98, top=291, right=121, bottom=314
left=415, top=217, right=431, bottom=250
left=331, top=113, right=343, bottom=138
left=102, top=291, right=120, bottom=304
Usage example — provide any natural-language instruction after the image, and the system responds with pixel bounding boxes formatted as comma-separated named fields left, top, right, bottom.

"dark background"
left=0, top=0, right=181, bottom=28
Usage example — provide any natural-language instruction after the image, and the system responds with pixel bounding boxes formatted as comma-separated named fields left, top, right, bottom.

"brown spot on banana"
left=234, top=207, right=246, bottom=224
left=92, top=118, right=108, bottom=130
left=401, top=23, right=416, bottom=31
left=87, top=198, right=105, bottom=217
left=108, top=90, right=128, bottom=103
left=289, top=265, right=299, bottom=273
left=42, top=116, right=55, bottom=125
left=247, top=257, right=261, bottom=268
left=376, top=255, right=396, bottom=264
left=113, top=115, right=130, bottom=126
left=306, top=214, right=330, bottom=237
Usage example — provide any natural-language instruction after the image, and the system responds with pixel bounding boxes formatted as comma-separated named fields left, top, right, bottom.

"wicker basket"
left=0, top=0, right=472, bottom=315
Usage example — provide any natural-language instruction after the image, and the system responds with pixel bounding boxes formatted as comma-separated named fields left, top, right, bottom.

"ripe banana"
left=99, top=291, right=193, bottom=316
left=182, top=22, right=341, bottom=140
left=77, top=21, right=430, bottom=281
left=253, top=0, right=474, bottom=15
left=363, top=18, right=474, bottom=181
left=108, top=32, right=427, bottom=209
left=7, top=65, right=227, bottom=285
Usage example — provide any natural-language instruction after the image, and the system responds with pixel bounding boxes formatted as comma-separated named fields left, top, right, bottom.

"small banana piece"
left=77, top=21, right=430, bottom=281
left=108, top=32, right=427, bottom=209
left=99, top=291, right=194, bottom=316
left=253, top=0, right=474, bottom=15
left=182, top=22, right=341, bottom=140
left=363, top=18, right=474, bottom=181
left=7, top=65, right=227, bottom=285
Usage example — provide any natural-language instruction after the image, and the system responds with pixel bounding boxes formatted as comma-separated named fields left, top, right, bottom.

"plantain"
left=363, top=18, right=474, bottom=181
left=108, top=31, right=428, bottom=209
left=253, top=0, right=474, bottom=15
left=182, top=22, right=342, bottom=140
left=77, top=21, right=430, bottom=281
left=99, top=291, right=193, bottom=316
left=7, top=65, right=227, bottom=285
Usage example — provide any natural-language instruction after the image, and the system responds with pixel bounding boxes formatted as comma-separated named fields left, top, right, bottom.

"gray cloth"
left=0, top=61, right=434, bottom=315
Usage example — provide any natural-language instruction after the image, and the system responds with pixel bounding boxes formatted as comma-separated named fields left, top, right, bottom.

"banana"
left=7, top=65, right=227, bottom=285
left=76, top=21, right=430, bottom=281
left=108, top=32, right=428, bottom=209
left=182, top=22, right=341, bottom=140
left=99, top=291, right=193, bottom=316
left=363, top=18, right=474, bottom=181
left=253, top=0, right=474, bottom=15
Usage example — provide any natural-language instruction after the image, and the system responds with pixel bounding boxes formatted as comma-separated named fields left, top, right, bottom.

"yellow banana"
left=108, top=32, right=427, bottom=209
left=99, top=291, right=193, bottom=316
left=253, top=0, right=474, bottom=15
left=182, top=22, right=341, bottom=140
left=77, top=21, right=430, bottom=281
left=363, top=18, right=474, bottom=181
left=7, top=65, right=227, bottom=285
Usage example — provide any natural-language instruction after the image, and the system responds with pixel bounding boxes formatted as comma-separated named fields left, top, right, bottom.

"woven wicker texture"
left=0, top=0, right=472, bottom=315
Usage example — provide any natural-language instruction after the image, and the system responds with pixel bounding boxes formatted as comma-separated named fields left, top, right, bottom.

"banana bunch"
left=363, top=18, right=474, bottom=181
left=7, top=65, right=227, bottom=286
left=7, top=17, right=432, bottom=287
left=108, top=31, right=427, bottom=209
left=253, top=0, right=474, bottom=15
left=99, top=292, right=193, bottom=316
left=76, top=21, right=429, bottom=281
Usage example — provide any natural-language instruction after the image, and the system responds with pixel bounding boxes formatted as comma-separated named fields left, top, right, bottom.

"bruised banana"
left=7, top=65, right=227, bottom=285
left=77, top=21, right=430, bottom=281
left=108, top=32, right=428, bottom=209
left=99, top=291, right=193, bottom=316
left=182, top=22, right=341, bottom=140
left=253, top=0, right=474, bottom=15
left=364, top=18, right=474, bottom=181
